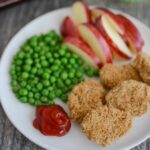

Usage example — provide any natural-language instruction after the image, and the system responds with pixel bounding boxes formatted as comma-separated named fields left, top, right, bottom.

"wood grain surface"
left=0, top=0, right=150, bottom=149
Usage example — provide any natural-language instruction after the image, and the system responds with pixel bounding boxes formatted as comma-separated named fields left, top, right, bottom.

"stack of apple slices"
left=60, top=1, right=144, bottom=68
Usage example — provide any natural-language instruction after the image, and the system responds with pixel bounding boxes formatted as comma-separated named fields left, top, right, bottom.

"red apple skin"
left=81, top=1, right=92, bottom=23
left=60, top=16, right=80, bottom=38
left=63, top=37, right=102, bottom=68
left=72, top=1, right=91, bottom=24
left=92, top=7, right=125, bottom=34
left=95, top=17, right=131, bottom=59
left=117, top=14, right=144, bottom=52
left=82, top=23, right=113, bottom=63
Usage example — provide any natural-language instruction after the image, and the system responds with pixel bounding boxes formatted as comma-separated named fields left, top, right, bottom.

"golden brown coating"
left=100, top=64, right=141, bottom=89
left=106, top=80, right=150, bottom=116
left=81, top=106, right=132, bottom=147
left=133, top=52, right=150, bottom=85
left=68, top=79, right=105, bottom=122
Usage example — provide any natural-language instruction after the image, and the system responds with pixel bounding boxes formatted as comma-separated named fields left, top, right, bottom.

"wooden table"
left=0, top=0, right=150, bottom=149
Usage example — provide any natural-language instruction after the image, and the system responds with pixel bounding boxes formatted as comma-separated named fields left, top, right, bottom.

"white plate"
left=1, top=7, right=150, bottom=150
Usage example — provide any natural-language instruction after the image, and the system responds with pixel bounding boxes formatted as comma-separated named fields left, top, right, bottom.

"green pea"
left=42, top=89, right=49, bottom=96
left=29, top=98, right=35, bottom=104
left=47, top=101, right=54, bottom=105
left=20, top=97, right=28, bottom=103
left=35, top=93, right=41, bottom=99
left=31, top=68, right=37, bottom=74
left=65, top=79, right=71, bottom=85
left=41, top=97, right=48, bottom=102
left=16, top=60, right=22, bottom=66
left=61, top=72, right=68, bottom=80
left=22, top=72, right=29, bottom=79
left=34, top=100, right=43, bottom=106
left=59, top=49, right=65, bottom=56
left=18, top=51, right=25, bottom=59
left=37, top=83, right=43, bottom=91
left=76, top=71, right=83, bottom=78
left=56, top=79, right=64, bottom=88
left=19, top=89, right=28, bottom=96
left=37, top=69, right=43, bottom=75
left=69, top=58, right=76, bottom=65
left=46, top=52, right=52, bottom=59
left=41, top=60, right=48, bottom=67
left=28, top=92, right=34, bottom=98
left=49, top=92, right=56, bottom=100
left=26, top=85, right=31, bottom=90
left=61, top=58, right=68, bottom=64
left=25, top=58, right=33, bottom=65
left=56, top=89, right=62, bottom=97
left=43, top=72, right=50, bottom=79
left=11, top=80, right=17, bottom=87
left=60, top=94, right=68, bottom=103
left=43, top=80, right=50, bottom=87
left=51, top=65, right=59, bottom=71
left=23, top=65, right=31, bottom=72
left=20, top=81, right=27, bottom=87
left=68, top=72, right=75, bottom=78
left=50, top=76, right=56, bottom=83
left=86, top=70, right=95, bottom=77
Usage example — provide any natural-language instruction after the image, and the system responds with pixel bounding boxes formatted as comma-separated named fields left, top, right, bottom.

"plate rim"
left=1, top=6, right=150, bottom=150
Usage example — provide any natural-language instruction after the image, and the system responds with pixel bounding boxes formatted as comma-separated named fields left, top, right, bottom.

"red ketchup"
left=33, top=105, right=71, bottom=136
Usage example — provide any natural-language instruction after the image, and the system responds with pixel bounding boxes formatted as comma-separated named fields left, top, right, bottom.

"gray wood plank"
left=0, top=0, right=150, bottom=149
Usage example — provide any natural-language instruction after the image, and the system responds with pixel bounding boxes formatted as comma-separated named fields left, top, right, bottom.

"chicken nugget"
left=100, top=64, right=141, bottom=89
left=133, top=52, right=150, bottom=85
left=106, top=80, right=150, bottom=116
left=81, top=106, right=132, bottom=147
left=68, top=79, right=105, bottom=122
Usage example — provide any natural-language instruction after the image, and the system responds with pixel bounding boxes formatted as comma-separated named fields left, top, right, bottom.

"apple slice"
left=72, top=1, right=91, bottom=25
left=117, top=14, right=144, bottom=52
left=96, top=15, right=133, bottom=59
left=78, top=23, right=112, bottom=64
left=92, top=7, right=144, bottom=52
left=91, top=7, right=124, bottom=34
left=60, top=16, right=80, bottom=38
left=63, top=37, right=102, bottom=68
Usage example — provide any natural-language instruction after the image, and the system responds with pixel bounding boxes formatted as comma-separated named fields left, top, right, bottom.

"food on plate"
left=106, top=80, right=150, bottom=116
left=68, top=79, right=105, bottom=122
left=92, top=7, right=144, bottom=53
left=91, top=7, right=125, bottom=34
left=63, top=37, right=102, bottom=68
left=72, top=1, right=91, bottom=25
left=133, top=52, right=150, bottom=85
left=60, top=16, right=80, bottom=39
left=78, top=23, right=112, bottom=64
left=9, top=0, right=147, bottom=144
left=10, top=30, right=99, bottom=106
left=100, top=64, right=141, bottom=88
left=117, top=14, right=144, bottom=52
left=33, top=105, right=71, bottom=136
left=60, top=2, right=144, bottom=65
left=95, top=15, right=133, bottom=59
left=81, top=105, right=132, bottom=147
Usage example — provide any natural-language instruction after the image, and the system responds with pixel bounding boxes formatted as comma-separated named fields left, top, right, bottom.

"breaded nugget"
left=133, top=52, right=150, bottom=85
left=100, top=64, right=141, bottom=89
left=81, top=106, right=132, bottom=147
left=68, top=79, right=105, bottom=122
left=106, top=80, right=150, bottom=116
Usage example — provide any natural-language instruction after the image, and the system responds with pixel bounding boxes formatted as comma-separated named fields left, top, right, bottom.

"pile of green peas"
left=10, top=30, right=99, bottom=106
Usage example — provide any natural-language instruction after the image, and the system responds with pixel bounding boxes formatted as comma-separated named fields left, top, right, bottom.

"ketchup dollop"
left=33, top=105, right=71, bottom=136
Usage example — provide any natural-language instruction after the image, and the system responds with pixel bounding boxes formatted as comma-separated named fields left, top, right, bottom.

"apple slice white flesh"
left=72, top=1, right=91, bottom=25
left=63, top=37, right=102, bottom=68
left=101, top=15, right=133, bottom=59
left=78, top=23, right=112, bottom=64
